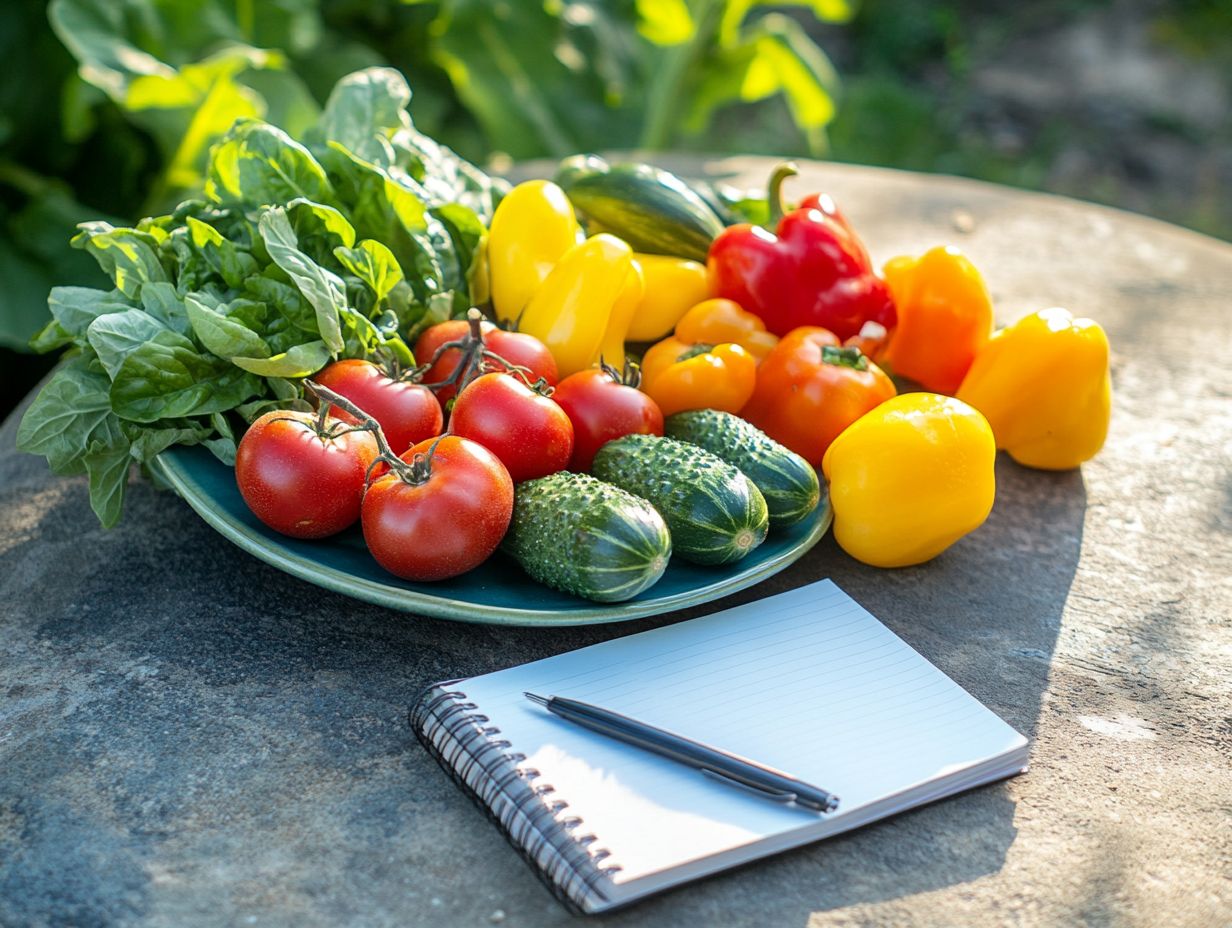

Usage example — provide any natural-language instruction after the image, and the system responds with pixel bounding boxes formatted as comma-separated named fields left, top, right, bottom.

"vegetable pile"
left=18, top=72, right=1114, bottom=602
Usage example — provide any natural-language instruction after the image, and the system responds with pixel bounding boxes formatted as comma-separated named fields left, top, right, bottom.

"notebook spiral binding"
left=411, top=681, right=621, bottom=915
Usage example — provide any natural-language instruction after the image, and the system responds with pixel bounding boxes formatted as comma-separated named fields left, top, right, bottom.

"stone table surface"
left=2, top=158, right=1229, bottom=928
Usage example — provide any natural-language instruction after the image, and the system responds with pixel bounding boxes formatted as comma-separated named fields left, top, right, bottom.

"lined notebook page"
left=457, top=580, right=1026, bottom=888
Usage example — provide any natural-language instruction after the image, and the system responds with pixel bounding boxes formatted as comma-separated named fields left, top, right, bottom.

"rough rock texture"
left=1, top=159, right=1229, bottom=928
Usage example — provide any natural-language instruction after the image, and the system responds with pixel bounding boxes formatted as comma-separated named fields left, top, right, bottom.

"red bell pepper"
left=707, top=163, right=896, bottom=340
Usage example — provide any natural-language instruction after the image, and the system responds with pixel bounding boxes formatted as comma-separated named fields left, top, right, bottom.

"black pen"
left=523, top=693, right=839, bottom=813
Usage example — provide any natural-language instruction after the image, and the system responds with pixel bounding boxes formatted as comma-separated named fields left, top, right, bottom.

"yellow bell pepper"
left=956, top=307, right=1111, bottom=470
left=519, top=234, right=634, bottom=378
left=624, top=254, right=711, bottom=342
left=675, top=298, right=778, bottom=364
left=487, top=180, right=583, bottom=325
left=593, top=260, right=645, bottom=370
left=640, top=340, right=756, bottom=417
left=822, top=393, right=996, bottom=568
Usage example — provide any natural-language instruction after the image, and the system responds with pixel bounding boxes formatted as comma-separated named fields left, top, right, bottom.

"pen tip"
left=524, top=692, right=549, bottom=707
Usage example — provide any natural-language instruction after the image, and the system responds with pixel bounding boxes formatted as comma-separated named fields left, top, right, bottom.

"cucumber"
left=664, top=410, right=822, bottom=528
left=592, top=434, right=768, bottom=566
left=504, top=472, right=671, bottom=603
left=553, top=155, right=725, bottom=263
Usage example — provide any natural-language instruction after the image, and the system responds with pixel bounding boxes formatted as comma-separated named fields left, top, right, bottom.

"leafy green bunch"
left=16, top=67, right=503, bottom=528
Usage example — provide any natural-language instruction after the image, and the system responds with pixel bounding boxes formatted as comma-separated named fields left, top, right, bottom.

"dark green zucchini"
left=503, top=472, right=671, bottom=603
left=591, top=434, right=768, bottom=566
left=552, top=155, right=725, bottom=262
left=664, top=409, right=821, bottom=528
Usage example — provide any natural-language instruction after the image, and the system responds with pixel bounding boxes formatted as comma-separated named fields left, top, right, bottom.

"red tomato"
left=235, top=410, right=378, bottom=539
left=362, top=435, right=513, bottom=580
left=414, top=319, right=558, bottom=406
left=552, top=368, right=664, bottom=472
left=312, top=359, right=442, bottom=454
left=449, top=372, right=574, bottom=483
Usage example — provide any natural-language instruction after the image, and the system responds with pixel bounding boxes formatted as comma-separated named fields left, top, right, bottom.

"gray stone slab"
left=1, top=159, right=1228, bottom=928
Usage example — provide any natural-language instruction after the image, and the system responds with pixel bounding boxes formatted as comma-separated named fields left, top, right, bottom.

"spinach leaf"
left=15, top=361, right=117, bottom=476
left=140, top=282, right=192, bottom=334
left=70, top=223, right=168, bottom=297
left=206, top=119, right=335, bottom=208
left=258, top=208, right=347, bottom=354
left=47, top=286, right=134, bottom=338
left=315, top=67, right=411, bottom=168
left=86, top=309, right=171, bottom=379
left=231, top=340, right=331, bottom=378
left=110, top=331, right=261, bottom=422
left=127, top=419, right=214, bottom=460
left=185, top=294, right=270, bottom=360
left=334, top=240, right=404, bottom=302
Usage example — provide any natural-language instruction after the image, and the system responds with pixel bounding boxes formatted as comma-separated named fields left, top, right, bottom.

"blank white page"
left=456, top=580, right=1027, bottom=891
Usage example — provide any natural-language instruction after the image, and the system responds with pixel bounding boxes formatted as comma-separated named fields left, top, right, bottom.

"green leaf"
left=285, top=197, right=357, bottom=258
left=206, top=118, right=335, bottom=207
left=202, top=435, right=238, bottom=466
left=244, top=277, right=316, bottom=334
left=47, top=286, right=134, bottom=339
left=258, top=207, right=346, bottom=353
left=86, top=310, right=171, bottom=380
left=140, top=282, right=192, bottom=335
left=127, top=420, right=213, bottom=459
left=71, top=223, right=169, bottom=297
left=185, top=216, right=259, bottom=288
left=429, top=203, right=486, bottom=285
left=334, top=240, right=403, bottom=302
left=185, top=294, right=270, bottom=360
left=315, top=66, right=411, bottom=166
left=30, top=322, right=75, bottom=354
left=110, top=330, right=261, bottom=423
left=84, top=428, right=132, bottom=529
left=15, top=362, right=116, bottom=476
left=48, top=0, right=173, bottom=101
left=683, top=14, right=840, bottom=154
left=267, top=377, right=301, bottom=402
left=231, top=340, right=331, bottom=378
left=324, top=144, right=447, bottom=305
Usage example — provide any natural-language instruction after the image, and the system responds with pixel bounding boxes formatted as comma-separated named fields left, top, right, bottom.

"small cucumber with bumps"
left=503, top=472, right=671, bottom=603
left=664, top=409, right=821, bottom=528
left=591, top=434, right=768, bottom=566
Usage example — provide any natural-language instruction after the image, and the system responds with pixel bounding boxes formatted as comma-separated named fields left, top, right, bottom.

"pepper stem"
left=676, top=343, right=716, bottom=362
left=766, top=162, right=799, bottom=228
left=821, top=345, right=870, bottom=371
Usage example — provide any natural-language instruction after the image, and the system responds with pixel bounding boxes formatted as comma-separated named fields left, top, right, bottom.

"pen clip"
left=699, top=767, right=798, bottom=804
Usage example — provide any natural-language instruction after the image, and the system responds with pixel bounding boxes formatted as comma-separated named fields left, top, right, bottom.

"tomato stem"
left=413, top=308, right=552, bottom=398
left=599, top=356, right=642, bottom=388
left=304, top=380, right=419, bottom=485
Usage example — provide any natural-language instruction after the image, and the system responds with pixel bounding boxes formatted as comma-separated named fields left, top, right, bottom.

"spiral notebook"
left=411, top=580, right=1029, bottom=914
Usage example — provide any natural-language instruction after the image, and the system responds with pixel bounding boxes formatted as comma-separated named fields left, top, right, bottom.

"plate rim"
left=151, top=448, right=832, bottom=626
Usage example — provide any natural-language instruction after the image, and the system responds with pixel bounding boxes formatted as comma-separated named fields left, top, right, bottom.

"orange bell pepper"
left=740, top=328, right=896, bottom=466
left=879, top=245, right=993, bottom=394
left=640, top=339, right=757, bottom=417
left=675, top=299, right=779, bottom=364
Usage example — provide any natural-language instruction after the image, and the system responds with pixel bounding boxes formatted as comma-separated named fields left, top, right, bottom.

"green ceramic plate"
left=151, top=445, right=832, bottom=626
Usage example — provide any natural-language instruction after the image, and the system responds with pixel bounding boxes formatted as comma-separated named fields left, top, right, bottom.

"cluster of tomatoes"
left=233, top=311, right=664, bottom=582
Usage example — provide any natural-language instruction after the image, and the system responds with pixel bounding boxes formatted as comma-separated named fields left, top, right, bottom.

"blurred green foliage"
left=0, top=0, right=851, bottom=351
left=3, top=0, right=1227, bottom=361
